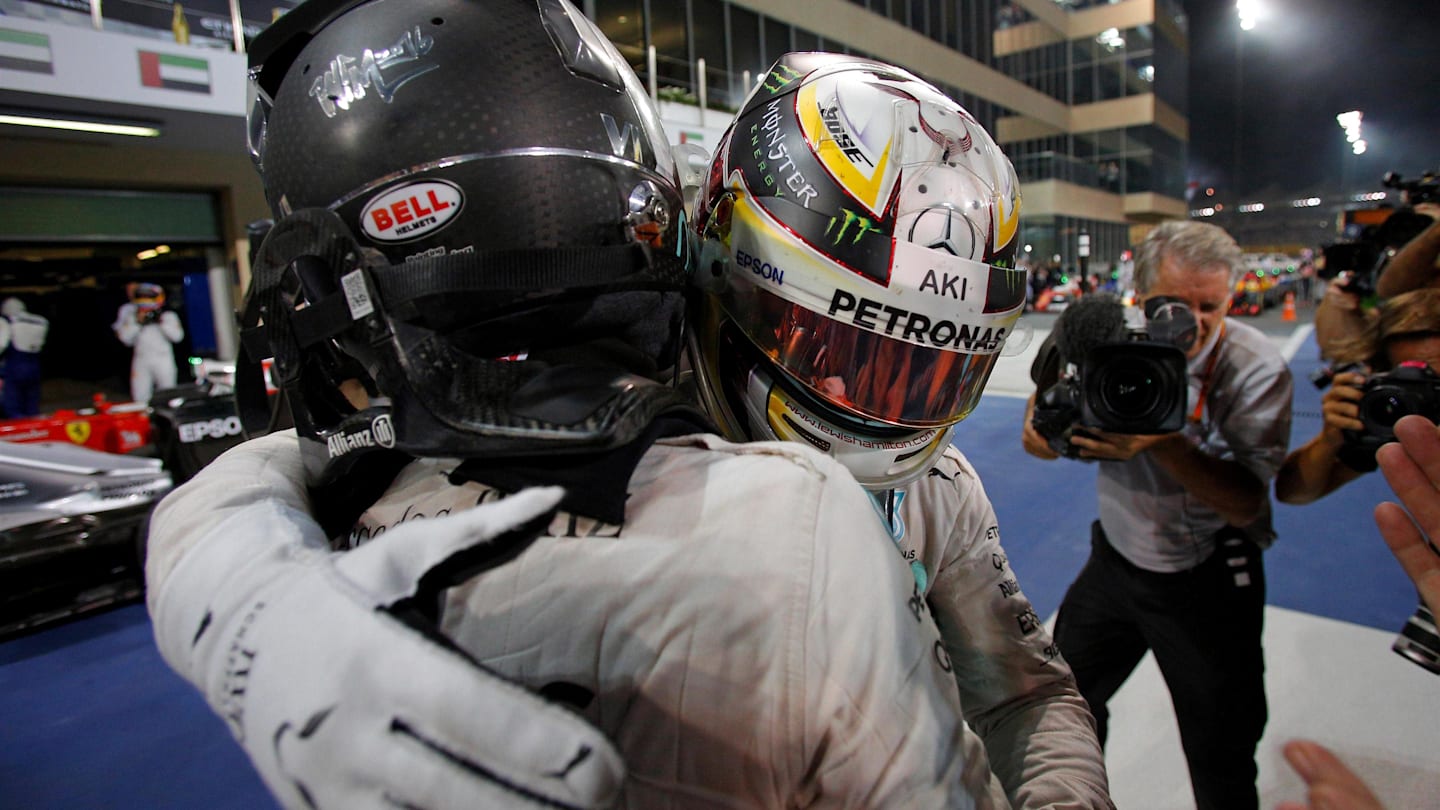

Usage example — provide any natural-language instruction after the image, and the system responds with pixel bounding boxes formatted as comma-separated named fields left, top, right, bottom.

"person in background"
left=688, top=53, right=1112, bottom=809
left=1021, top=220, right=1294, bottom=810
left=145, top=3, right=981, bottom=807
left=0, top=296, right=49, bottom=417
left=1279, top=413, right=1440, bottom=810
left=1276, top=288, right=1440, bottom=504
left=1374, top=202, right=1440, bottom=300
left=1315, top=202, right=1440, bottom=358
left=112, top=281, right=183, bottom=402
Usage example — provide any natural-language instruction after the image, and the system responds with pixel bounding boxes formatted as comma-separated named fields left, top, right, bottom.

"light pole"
left=1234, top=2, right=1263, bottom=198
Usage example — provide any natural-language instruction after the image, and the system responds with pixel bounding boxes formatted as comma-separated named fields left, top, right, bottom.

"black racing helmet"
left=238, top=0, right=695, bottom=477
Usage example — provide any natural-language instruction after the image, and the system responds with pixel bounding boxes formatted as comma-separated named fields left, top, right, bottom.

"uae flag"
left=138, top=50, right=210, bottom=94
left=0, top=28, right=53, bottom=75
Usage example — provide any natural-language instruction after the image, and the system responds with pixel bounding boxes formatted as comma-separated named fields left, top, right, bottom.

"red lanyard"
left=1189, top=322, right=1225, bottom=424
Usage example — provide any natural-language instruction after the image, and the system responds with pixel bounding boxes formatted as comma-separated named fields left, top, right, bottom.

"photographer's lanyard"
left=1189, top=322, right=1226, bottom=424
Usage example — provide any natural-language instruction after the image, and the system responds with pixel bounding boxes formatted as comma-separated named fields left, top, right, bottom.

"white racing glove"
left=151, top=486, right=622, bottom=810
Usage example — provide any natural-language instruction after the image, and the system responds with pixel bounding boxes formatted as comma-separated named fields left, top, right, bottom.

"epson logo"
left=362, top=180, right=464, bottom=243
left=178, top=416, right=244, bottom=444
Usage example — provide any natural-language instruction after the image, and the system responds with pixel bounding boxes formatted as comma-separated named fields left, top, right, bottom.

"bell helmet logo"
left=361, top=180, right=464, bottom=243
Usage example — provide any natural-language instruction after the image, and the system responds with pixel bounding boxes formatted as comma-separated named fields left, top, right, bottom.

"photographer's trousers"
left=1055, top=522, right=1267, bottom=810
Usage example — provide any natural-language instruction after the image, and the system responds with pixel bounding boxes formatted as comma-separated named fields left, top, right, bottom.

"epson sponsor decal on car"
left=178, top=416, right=244, bottom=444
left=361, top=180, right=464, bottom=243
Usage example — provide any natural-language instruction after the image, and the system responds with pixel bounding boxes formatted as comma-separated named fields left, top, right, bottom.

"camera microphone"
left=1055, top=292, right=1127, bottom=367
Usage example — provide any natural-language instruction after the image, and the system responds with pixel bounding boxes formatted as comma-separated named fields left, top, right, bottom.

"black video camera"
left=1321, top=170, right=1440, bottom=298
left=1032, top=295, right=1193, bottom=459
left=1384, top=170, right=1440, bottom=206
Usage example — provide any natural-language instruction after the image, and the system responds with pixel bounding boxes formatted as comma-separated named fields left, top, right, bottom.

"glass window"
left=927, top=1, right=944, bottom=43
left=650, top=0, right=690, bottom=94
left=691, top=0, right=729, bottom=107
left=592, top=0, right=645, bottom=76
left=729, top=6, right=763, bottom=95
left=763, top=17, right=790, bottom=65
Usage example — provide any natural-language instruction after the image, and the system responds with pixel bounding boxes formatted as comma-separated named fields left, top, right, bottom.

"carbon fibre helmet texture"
left=239, top=0, right=698, bottom=477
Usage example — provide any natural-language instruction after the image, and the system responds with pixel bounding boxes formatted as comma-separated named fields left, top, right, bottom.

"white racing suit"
left=113, top=304, right=184, bottom=402
left=876, top=446, right=1113, bottom=809
left=149, top=431, right=984, bottom=808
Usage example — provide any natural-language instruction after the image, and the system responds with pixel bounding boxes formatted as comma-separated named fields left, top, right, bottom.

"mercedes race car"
left=0, top=440, right=173, bottom=638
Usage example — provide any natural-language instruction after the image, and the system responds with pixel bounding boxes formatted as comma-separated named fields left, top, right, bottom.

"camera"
left=1320, top=170, right=1440, bottom=298
left=1384, top=170, right=1440, bottom=206
left=1032, top=295, right=1193, bottom=459
left=1341, top=362, right=1440, bottom=459
left=1394, top=599, right=1440, bottom=675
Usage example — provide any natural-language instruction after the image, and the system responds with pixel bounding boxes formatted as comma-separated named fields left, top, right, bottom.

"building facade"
left=582, top=0, right=1192, bottom=277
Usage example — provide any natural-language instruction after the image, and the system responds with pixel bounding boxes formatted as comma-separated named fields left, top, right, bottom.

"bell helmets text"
left=361, top=180, right=464, bottom=243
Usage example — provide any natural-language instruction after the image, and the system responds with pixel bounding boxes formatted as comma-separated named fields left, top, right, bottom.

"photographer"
left=1315, top=175, right=1440, bottom=358
left=1375, top=202, right=1440, bottom=299
left=1021, top=220, right=1294, bottom=810
left=1277, top=288, right=1440, bottom=504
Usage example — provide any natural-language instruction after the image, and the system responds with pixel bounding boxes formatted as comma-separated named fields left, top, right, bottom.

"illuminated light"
left=0, top=112, right=161, bottom=138
left=1237, top=0, right=1266, bottom=29
left=1238, top=202, right=1265, bottom=213
left=155, top=245, right=171, bottom=254
left=1206, top=187, right=1215, bottom=196
left=1096, top=27, right=1124, bottom=50
left=1215, top=203, right=1225, bottom=211
left=1024, top=244, right=1033, bottom=253
left=137, top=249, right=158, bottom=260
left=1337, top=111, right=1364, bottom=157
left=1292, top=197, right=1322, bottom=207
left=1060, top=275, right=1069, bottom=284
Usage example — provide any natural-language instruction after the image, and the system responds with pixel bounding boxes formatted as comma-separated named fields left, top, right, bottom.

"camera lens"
left=1361, top=390, right=1418, bottom=431
left=1093, top=361, right=1168, bottom=421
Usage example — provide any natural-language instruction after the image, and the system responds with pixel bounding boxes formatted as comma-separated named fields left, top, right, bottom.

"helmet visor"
left=722, top=283, right=1002, bottom=427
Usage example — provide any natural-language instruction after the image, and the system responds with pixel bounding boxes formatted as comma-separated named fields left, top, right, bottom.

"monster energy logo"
left=826, top=209, right=882, bottom=245
left=764, top=64, right=802, bottom=93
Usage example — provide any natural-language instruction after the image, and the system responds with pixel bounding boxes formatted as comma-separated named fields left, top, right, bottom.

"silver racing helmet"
left=689, top=53, right=1027, bottom=489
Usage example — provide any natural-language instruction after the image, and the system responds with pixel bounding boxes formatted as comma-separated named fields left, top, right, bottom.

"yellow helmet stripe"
left=797, top=81, right=892, bottom=215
